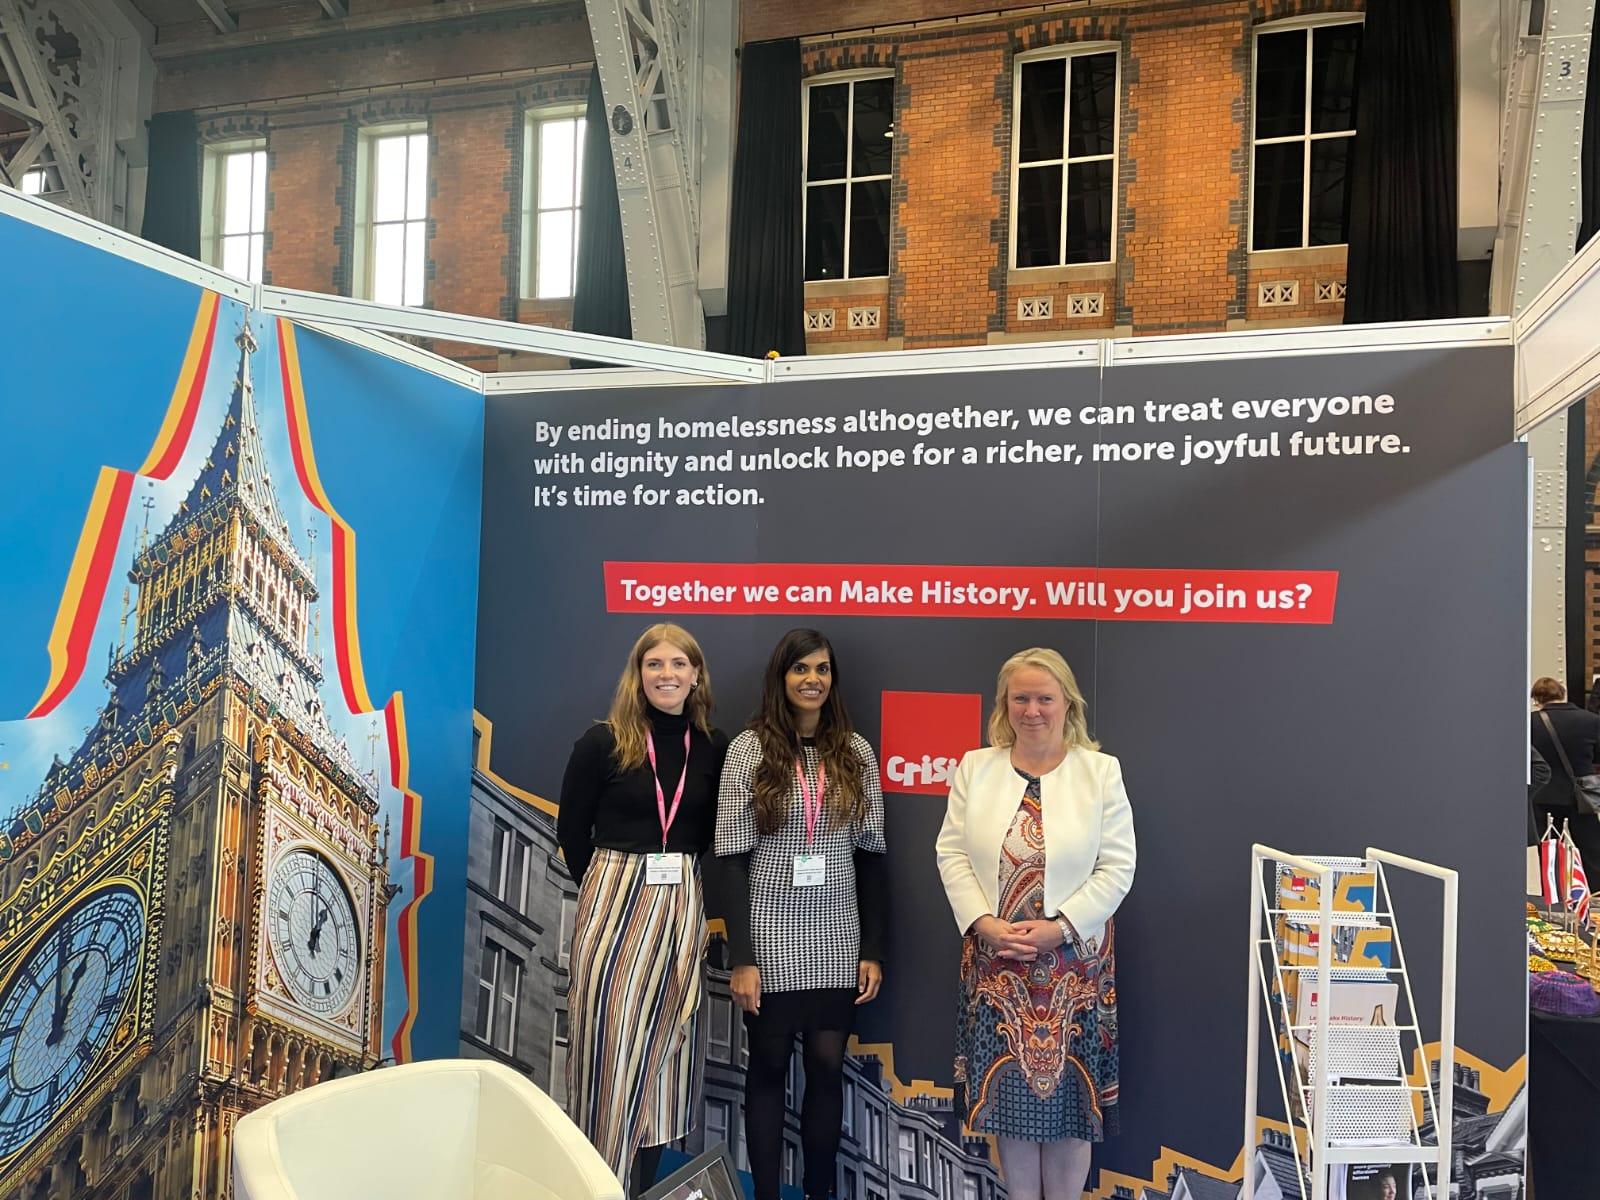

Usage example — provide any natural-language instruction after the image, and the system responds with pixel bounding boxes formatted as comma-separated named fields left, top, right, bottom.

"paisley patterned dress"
left=954, top=768, right=1119, bottom=1142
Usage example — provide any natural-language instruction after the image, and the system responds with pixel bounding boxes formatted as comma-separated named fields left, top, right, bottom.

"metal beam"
left=256, top=286, right=766, bottom=381
left=152, top=0, right=564, bottom=60
left=0, top=184, right=254, bottom=302
left=1515, top=233, right=1600, bottom=433
left=316, top=0, right=348, bottom=17
left=0, top=0, right=91, bottom=213
left=585, top=0, right=700, bottom=347
left=0, top=0, right=153, bottom=229
left=193, top=0, right=237, bottom=34
left=1456, top=0, right=1507, bottom=264
left=0, top=88, right=39, bottom=123
left=1498, top=0, right=1596, bottom=687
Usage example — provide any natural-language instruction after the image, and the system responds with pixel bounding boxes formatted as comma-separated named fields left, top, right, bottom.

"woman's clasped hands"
left=972, top=914, right=1065, bottom=959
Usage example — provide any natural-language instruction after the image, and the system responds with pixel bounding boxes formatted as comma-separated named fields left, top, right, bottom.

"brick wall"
left=159, top=0, right=1367, bottom=366
left=155, top=6, right=591, bottom=112
left=179, top=4, right=591, bottom=366
left=790, top=0, right=1362, bottom=353
left=261, top=119, right=346, bottom=295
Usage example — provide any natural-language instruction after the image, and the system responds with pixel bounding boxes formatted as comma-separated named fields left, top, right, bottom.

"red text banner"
left=603, top=562, right=1338, bottom=623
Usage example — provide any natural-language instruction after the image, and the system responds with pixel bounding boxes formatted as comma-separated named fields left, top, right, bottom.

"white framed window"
left=840, top=1167, right=857, bottom=1200
left=522, top=108, right=586, bottom=299
left=867, top=1106, right=885, bottom=1165
left=896, top=1128, right=917, bottom=1181
left=558, top=895, right=577, bottom=968
left=550, top=1006, right=570, bottom=1110
left=473, top=938, right=523, bottom=1055
left=785, top=1047, right=801, bottom=1108
left=783, top=1143, right=799, bottom=1186
left=941, top=1157, right=955, bottom=1200
left=20, top=168, right=48, bottom=196
left=200, top=141, right=267, bottom=282
left=354, top=124, right=429, bottom=305
left=490, top=819, right=532, bottom=913
left=841, top=1078, right=857, bottom=1138
left=709, top=995, right=733, bottom=1063
left=921, top=1135, right=933, bottom=1185
left=1250, top=16, right=1363, bottom=251
left=1011, top=46, right=1119, bottom=268
left=803, top=72, right=894, bottom=281
left=962, top=1176, right=980, bottom=1200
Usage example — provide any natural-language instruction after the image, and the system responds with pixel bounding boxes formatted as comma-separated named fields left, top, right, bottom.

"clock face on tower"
left=0, top=883, right=145, bottom=1160
left=267, top=849, right=362, bottom=1016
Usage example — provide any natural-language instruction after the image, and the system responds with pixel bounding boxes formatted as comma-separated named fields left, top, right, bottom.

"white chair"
left=232, top=1058, right=624, bottom=1200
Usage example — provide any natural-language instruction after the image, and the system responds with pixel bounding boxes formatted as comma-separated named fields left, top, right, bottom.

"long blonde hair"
left=606, top=623, right=715, bottom=770
left=987, top=647, right=1099, bottom=751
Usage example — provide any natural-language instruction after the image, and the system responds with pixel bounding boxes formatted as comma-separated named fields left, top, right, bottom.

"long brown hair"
left=750, top=629, right=865, bottom=834
left=606, top=623, right=715, bottom=771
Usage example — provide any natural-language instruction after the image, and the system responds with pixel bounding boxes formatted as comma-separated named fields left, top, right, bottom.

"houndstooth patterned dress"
left=715, top=730, right=887, bottom=991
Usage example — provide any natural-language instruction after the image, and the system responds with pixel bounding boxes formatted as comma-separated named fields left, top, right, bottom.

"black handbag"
left=1539, top=710, right=1600, bottom=816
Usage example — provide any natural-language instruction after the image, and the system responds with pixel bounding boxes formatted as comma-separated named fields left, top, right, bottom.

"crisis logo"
left=878, top=691, right=983, bottom=795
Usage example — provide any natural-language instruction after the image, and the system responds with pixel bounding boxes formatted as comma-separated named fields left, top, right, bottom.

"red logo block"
left=879, top=691, right=984, bottom=795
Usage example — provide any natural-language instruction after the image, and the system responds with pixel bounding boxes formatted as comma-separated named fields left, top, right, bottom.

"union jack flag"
left=1564, top=825, right=1593, bottom=929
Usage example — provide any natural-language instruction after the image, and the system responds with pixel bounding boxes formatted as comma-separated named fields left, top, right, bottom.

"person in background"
left=716, top=628, right=887, bottom=1200
left=1530, top=676, right=1600, bottom=881
left=558, top=624, right=729, bottom=1197
left=936, top=648, right=1135, bottom=1200
left=1530, top=743, right=1551, bottom=845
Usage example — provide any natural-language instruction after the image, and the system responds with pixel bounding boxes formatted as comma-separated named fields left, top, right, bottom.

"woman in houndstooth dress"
left=716, top=628, right=888, bottom=1200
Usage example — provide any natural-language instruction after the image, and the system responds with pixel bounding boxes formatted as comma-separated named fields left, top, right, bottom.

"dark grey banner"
left=471, top=346, right=1523, bottom=1197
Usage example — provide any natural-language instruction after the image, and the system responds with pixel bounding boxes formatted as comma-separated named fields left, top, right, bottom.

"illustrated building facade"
left=0, top=323, right=391, bottom=1199
left=460, top=758, right=1006, bottom=1200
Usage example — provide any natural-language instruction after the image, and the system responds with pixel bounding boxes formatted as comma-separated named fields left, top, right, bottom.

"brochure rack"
left=1242, top=846, right=1459, bottom=1200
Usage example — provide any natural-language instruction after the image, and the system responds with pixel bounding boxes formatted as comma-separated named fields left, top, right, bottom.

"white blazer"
left=935, top=744, right=1136, bottom=940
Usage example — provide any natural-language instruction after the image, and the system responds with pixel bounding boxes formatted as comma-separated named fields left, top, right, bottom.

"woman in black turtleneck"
left=557, top=623, right=728, bottom=1198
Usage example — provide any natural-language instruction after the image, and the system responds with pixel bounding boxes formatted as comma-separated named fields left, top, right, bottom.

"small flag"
left=1564, top=824, right=1592, bottom=928
left=1541, top=830, right=1562, bottom=907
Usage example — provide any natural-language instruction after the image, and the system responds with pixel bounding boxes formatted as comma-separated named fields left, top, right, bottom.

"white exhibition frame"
left=4, top=181, right=1563, bottom=410
left=3, top=177, right=1595, bottom=417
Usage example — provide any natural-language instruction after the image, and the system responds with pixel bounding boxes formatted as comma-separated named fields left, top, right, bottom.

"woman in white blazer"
left=936, top=648, right=1135, bottom=1200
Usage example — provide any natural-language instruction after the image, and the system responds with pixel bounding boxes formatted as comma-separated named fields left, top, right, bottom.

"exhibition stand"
left=1, top=177, right=1594, bottom=1198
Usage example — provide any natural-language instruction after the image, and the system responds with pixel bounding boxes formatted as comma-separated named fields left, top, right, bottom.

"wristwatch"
left=1055, top=916, right=1074, bottom=947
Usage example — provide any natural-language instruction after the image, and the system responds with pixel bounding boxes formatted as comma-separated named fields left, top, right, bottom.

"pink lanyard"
left=795, top=757, right=827, bottom=847
left=644, top=728, right=692, bottom=850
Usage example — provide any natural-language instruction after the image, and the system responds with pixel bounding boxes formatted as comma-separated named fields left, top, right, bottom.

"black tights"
left=745, top=1016, right=849, bottom=1200
left=630, top=1143, right=664, bottom=1199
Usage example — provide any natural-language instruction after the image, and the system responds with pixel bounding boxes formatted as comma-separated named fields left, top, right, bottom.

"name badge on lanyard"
left=792, top=757, right=827, bottom=888
left=646, top=852, right=684, bottom=885
left=645, top=727, right=691, bottom=886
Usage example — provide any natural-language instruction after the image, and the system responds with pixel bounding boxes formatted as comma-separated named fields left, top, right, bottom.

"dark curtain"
left=724, top=39, right=805, bottom=360
left=140, top=111, right=202, bottom=259
left=1580, top=32, right=1599, bottom=251
left=1343, top=0, right=1459, bottom=322
left=571, top=66, right=633, bottom=342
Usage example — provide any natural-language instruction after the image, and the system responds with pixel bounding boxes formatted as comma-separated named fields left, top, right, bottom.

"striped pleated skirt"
left=566, top=848, right=708, bottom=1180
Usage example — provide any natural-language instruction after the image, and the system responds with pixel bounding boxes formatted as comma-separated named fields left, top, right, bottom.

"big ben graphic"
left=0, top=320, right=392, bottom=1198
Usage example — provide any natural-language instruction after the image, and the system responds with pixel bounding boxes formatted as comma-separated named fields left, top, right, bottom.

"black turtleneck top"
left=556, top=706, right=729, bottom=886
